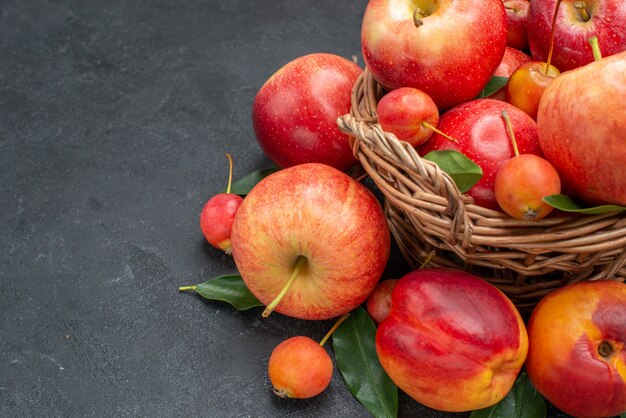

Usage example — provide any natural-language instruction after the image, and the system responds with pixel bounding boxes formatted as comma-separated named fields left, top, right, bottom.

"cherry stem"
left=318, top=313, right=350, bottom=347
left=545, top=0, right=563, bottom=75
left=418, top=250, right=436, bottom=269
left=501, top=110, right=519, bottom=157
left=588, top=36, right=602, bottom=61
left=262, top=256, right=307, bottom=318
left=422, top=121, right=457, bottom=143
left=574, top=1, right=590, bottom=21
left=225, top=152, right=234, bottom=194
left=178, top=285, right=197, bottom=292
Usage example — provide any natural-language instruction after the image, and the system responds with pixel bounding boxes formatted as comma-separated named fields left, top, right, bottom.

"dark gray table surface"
left=1, top=1, right=574, bottom=417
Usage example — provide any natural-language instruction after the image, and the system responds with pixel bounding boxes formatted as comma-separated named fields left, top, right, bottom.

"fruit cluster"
left=186, top=1, right=626, bottom=417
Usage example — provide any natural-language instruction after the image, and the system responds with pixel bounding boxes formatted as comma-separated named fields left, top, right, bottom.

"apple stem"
left=262, top=256, right=307, bottom=318
left=421, top=121, right=457, bottom=143
left=588, top=36, right=602, bottom=61
left=225, top=152, right=234, bottom=194
left=413, top=8, right=426, bottom=27
left=574, top=1, right=590, bottom=22
left=501, top=110, right=519, bottom=157
left=545, top=0, right=563, bottom=75
left=418, top=250, right=436, bottom=269
left=178, top=285, right=197, bottom=292
left=318, top=313, right=350, bottom=347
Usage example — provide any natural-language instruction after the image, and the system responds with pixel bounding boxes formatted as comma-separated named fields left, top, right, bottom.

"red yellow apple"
left=526, top=280, right=626, bottom=418
left=361, top=0, right=507, bottom=110
left=537, top=50, right=626, bottom=206
left=527, top=0, right=626, bottom=72
left=376, top=268, right=528, bottom=412
left=230, top=163, right=390, bottom=320
left=252, top=53, right=361, bottom=171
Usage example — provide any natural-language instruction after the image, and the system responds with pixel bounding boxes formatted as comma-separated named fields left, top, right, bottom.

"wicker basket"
left=337, top=68, right=626, bottom=311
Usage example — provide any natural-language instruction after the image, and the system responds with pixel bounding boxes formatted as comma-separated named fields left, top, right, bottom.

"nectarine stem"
left=421, top=122, right=456, bottom=143
left=545, top=0, right=563, bottom=75
left=225, top=152, right=234, bottom=194
left=319, top=313, right=350, bottom=347
left=501, top=110, right=519, bottom=157
left=262, top=256, right=307, bottom=318
left=574, top=1, right=590, bottom=21
left=588, top=36, right=602, bottom=61
left=178, top=285, right=196, bottom=292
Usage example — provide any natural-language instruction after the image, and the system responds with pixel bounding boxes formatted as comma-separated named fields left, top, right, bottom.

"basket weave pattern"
left=337, top=68, right=626, bottom=310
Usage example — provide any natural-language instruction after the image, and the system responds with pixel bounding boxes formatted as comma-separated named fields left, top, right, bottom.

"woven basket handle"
left=336, top=69, right=474, bottom=247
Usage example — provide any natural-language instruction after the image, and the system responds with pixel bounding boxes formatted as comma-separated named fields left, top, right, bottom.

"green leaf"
left=470, top=372, right=546, bottom=418
left=230, top=167, right=279, bottom=195
left=332, top=307, right=397, bottom=418
left=543, top=194, right=626, bottom=215
left=476, top=75, right=509, bottom=99
left=619, top=412, right=626, bottom=418
left=423, top=150, right=483, bottom=193
left=179, top=274, right=263, bottom=310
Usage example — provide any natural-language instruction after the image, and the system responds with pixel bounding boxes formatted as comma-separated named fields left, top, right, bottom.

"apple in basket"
left=537, top=50, right=626, bottom=206
left=361, top=0, right=507, bottom=110
left=230, top=163, right=390, bottom=320
left=503, top=0, right=530, bottom=51
left=525, top=280, right=626, bottom=417
left=527, top=0, right=626, bottom=72
left=376, top=268, right=528, bottom=412
left=418, top=99, right=542, bottom=211
left=252, top=53, right=361, bottom=171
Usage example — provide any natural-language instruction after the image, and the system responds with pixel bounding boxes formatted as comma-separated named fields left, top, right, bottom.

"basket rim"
left=337, top=66, right=626, bottom=293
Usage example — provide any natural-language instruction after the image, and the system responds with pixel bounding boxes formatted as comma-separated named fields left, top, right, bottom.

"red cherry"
left=199, top=153, right=243, bottom=254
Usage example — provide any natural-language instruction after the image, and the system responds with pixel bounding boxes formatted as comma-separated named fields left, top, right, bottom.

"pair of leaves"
left=470, top=372, right=546, bottom=418
left=180, top=276, right=398, bottom=418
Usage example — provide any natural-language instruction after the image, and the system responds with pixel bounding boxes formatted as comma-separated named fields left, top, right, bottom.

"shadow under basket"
left=337, top=68, right=626, bottom=312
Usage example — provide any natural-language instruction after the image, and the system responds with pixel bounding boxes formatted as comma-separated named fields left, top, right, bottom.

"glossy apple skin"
left=361, top=0, right=507, bottom=110
left=199, top=193, right=243, bottom=253
left=527, top=0, right=626, bottom=72
left=231, top=163, right=391, bottom=320
left=268, top=336, right=333, bottom=399
left=494, top=154, right=561, bottom=220
left=489, top=47, right=531, bottom=101
left=526, top=281, right=626, bottom=418
left=376, top=88, right=439, bottom=147
left=505, top=61, right=560, bottom=120
left=537, top=51, right=626, bottom=206
left=504, top=0, right=530, bottom=51
left=252, top=53, right=361, bottom=171
left=366, top=279, right=399, bottom=325
left=376, top=268, right=528, bottom=412
left=419, top=99, right=542, bottom=210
